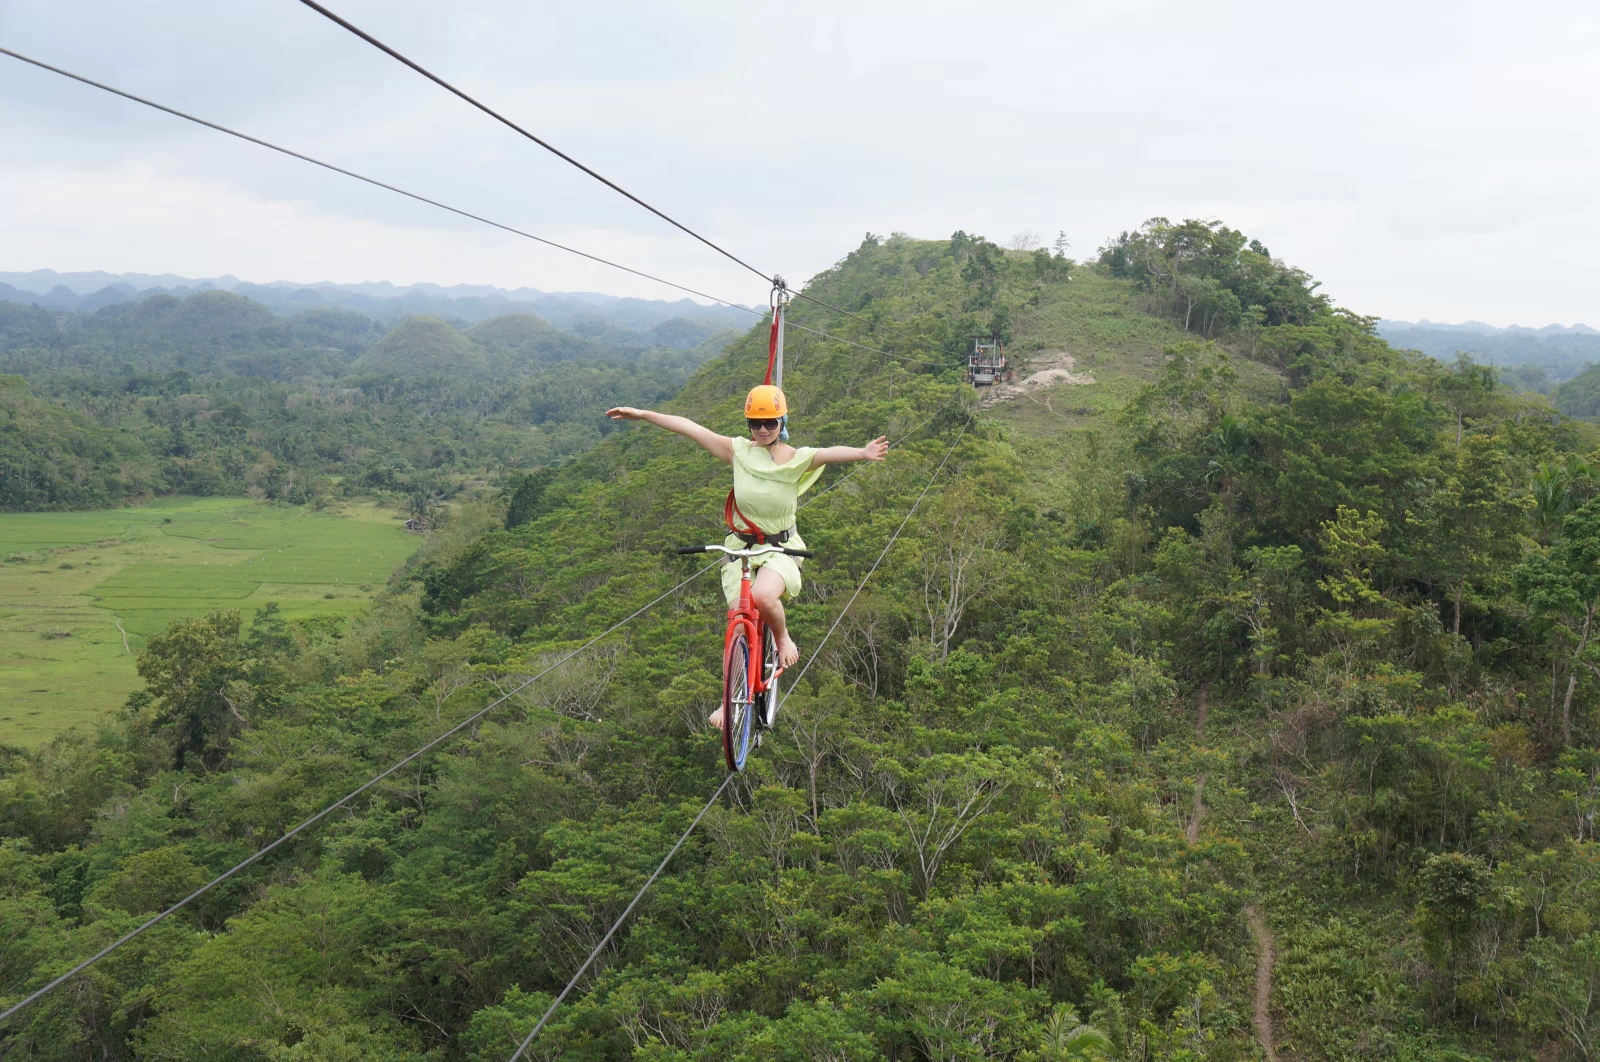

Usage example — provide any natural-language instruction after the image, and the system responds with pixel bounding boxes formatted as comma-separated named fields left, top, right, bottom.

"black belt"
left=734, top=526, right=795, bottom=546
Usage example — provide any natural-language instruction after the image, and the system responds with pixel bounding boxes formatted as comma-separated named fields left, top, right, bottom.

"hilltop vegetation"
left=0, top=291, right=737, bottom=511
left=1097, top=217, right=1329, bottom=339
left=353, top=314, right=489, bottom=376
left=1556, top=361, right=1600, bottom=419
left=0, top=268, right=755, bottom=332
left=1098, top=222, right=1600, bottom=420
left=3, top=227, right=1600, bottom=1060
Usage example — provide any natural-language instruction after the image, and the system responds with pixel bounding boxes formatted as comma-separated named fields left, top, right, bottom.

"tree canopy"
left=3, top=226, right=1600, bottom=1060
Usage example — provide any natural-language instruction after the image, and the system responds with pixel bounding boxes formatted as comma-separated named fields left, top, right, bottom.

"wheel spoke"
left=723, top=630, right=755, bottom=771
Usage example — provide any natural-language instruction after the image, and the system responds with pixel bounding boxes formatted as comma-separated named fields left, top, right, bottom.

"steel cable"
left=792, top=290, right=947, bottom=349
left=507, top=415, right=972, bottom=1058
left=0, top=47, right=972, bottom=378
left=786, top=320, right=953, bottom=369
left=0, top=37, right=983, bottom=1036
left=288, top=4, right=976, bottom=373
left=797, top=393, right=965, bottom=509
left=770, top=416, right=971, bottom=701
left=0, top=395, right=963, bottom=1027
left=0, top=46, right=763, bottom=316
left=295, top=0, right=776, bottom=285
left=0, top=563, right=717, bottom=1028
left=505, top=772, right=734, bottom=1059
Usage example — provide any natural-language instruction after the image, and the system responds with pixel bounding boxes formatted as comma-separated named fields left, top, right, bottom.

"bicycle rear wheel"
left=722, top=625, right=756, bottom=772
left=760, top=626, right=780, bottom=731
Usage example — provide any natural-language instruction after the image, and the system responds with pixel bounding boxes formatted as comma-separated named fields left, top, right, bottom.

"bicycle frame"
left=728, top=552, right=772, bottom=706
left=677, top=542, right=812, bottom=771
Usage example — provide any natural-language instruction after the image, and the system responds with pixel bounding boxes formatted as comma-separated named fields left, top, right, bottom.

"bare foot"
left=707, top=705, right=726, bottom=731
left=777, top=635, right=800, bottom=669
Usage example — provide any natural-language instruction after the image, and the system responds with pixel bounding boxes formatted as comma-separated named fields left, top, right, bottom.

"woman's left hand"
left=862, top=436, right=889, bottom=461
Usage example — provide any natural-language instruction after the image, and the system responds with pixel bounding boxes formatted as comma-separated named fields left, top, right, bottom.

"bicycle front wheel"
left=722, top=625, right=756, bottom=772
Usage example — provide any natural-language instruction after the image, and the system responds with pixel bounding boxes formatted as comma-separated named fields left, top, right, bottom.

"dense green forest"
left=1376, top=321, right=1600, bottom=393
left=0, top=292, right=735, bottom=511
left=4, top=226, right=1600, bottom=1060
left=0, top=269, right=755, bottom=332
left=1555, top=362, right=1600, bottom=420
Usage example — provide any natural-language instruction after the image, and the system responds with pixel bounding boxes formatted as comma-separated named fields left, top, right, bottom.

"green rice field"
left=0, top=497, right=419, bottom=748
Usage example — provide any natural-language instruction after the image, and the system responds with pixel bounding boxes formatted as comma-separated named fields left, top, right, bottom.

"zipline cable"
left=295, top=0, right=775, bottom=285
left=506, top=773, right=735, bottom=1060
left=0, top=43, right=982, bottom=1035
left=0, top=563, right=718, bottom=1028
left=787, top=319, right=953, bottom=369
left=771, top=415, right=971, bottom=702
left=508, top=415, right=973, bottom=1059
left=287, top=4, right=976, bottom=370
left=797, top=393, right=964, bottom=509
left=0, top=48, right=964, bottom=377
left=0, top=391, right=961, bottom=1028
left=0, top=46, right=762, bottom=316
left=792, top=290, right=946, bottom=349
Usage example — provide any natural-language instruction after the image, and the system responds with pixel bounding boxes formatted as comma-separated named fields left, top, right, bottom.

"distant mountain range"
left=1380, top=319, right=1597, bottom=336
left=1378, top=319, right=1600, bottom=390
left=0, top=285, right=742, bottom=384
left=0, top=269, right=756, bottom=332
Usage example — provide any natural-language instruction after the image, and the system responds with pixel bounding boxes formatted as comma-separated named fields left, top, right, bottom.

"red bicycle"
left=677, top=542, right=812, bottom=771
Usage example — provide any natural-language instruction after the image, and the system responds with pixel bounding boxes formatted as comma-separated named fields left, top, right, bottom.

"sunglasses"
left=747, top=418, right=782, bottom=431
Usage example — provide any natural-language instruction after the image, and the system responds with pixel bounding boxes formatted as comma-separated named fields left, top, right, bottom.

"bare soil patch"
left=1245, top=906, right=1281, bottom=1062
left=978, top=349, right=1095, bottom=409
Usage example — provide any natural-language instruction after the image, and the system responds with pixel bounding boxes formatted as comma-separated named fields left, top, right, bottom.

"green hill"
left=1, top=290, right=328, bottom=377
left=1382, top=322, right=1600, bottom=386
left=1556, top=361, right=1600, bottom=419
left=0, top=374, right=162, bottom=509
left=351, top=314, right=488, bottom=376
left=466, top=312, right=592, bottom=371
left=4, top=227, right=1600, bottom=1060
left=0, top=291, right=727, bottom=512
left=110, top=289, right=283, bottom=348
left=285, top=306, right=385, bottom=355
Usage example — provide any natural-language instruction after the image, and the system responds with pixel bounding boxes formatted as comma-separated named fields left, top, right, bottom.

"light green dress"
left=721, top=437, right=825, bottom=607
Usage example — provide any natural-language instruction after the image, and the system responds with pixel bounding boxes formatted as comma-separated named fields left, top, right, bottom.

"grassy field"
left=0, top=498, right=419, bottom=748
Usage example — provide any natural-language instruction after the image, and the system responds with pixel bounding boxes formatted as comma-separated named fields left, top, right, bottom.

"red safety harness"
left=725, top=492, right=792, bottom=545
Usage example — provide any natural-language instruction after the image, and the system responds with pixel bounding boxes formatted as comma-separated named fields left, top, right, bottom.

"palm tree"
left=1531, top=462, right=1571, bottom=545
left=1039, top=1003, right=1113, bottom=1060
left=1530, top=460, right=1597, bottom=545
left=406, top=487, right=440, bottom=531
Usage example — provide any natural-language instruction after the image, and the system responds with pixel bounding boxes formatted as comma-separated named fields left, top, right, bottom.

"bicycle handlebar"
left=676, top=543, right=814, bottom=559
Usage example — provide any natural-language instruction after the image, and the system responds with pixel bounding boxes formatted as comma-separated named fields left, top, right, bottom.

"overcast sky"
left=3, top=1, right=1596, bottom=325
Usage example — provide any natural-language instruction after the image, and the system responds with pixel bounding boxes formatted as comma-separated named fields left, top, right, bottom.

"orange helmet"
left=744, top=385, right=787, bottom=419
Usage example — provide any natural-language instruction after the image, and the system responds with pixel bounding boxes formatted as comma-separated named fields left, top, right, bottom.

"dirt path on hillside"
left=1244, top=906, right=1281, bottom=1062
left=1190, top=694, right=1286, bottom=1055
left=1184, top=691, right=1281, bottom=1059
left=977, top=349, right=1095, bottom=408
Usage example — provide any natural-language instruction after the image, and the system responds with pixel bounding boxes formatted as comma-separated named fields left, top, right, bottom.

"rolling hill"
left=3, top=227, right=1599, bottom=1060
left=351, top=314, right=488, bottom=376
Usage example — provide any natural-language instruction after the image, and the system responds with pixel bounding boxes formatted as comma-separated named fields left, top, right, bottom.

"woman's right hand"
left=606, top=406, right=648, bottom=421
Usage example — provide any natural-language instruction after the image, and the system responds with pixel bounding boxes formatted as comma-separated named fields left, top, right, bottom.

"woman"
left=607, top=385, right=887, bottom=726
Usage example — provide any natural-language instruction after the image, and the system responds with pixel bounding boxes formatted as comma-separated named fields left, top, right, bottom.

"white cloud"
left=2, top=0, right=1597, bottom=324
left=0, top=161, right=760, bottom=303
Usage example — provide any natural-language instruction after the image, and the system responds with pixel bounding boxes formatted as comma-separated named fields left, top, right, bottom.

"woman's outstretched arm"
left=606, top=407, right=734, bottom=464
left=810, top=436, right=889, bottom=467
